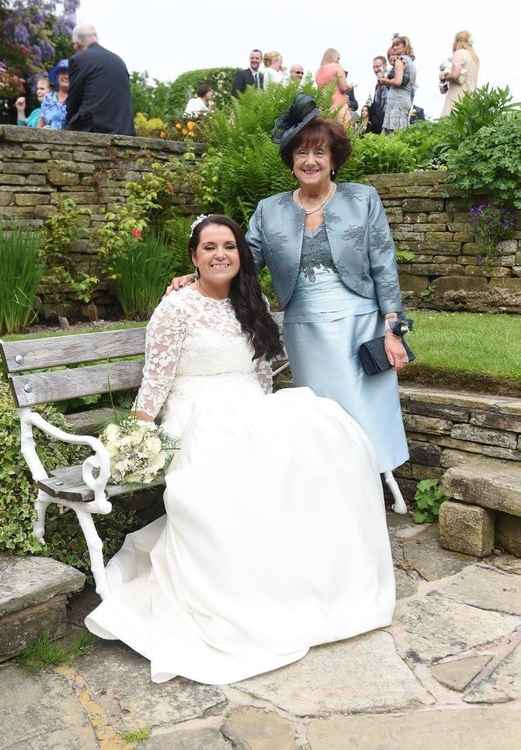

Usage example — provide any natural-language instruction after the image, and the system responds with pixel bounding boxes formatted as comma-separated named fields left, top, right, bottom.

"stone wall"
left=1, top=126, right=521, bottom=316
left=0, top=125, right=200, bottom=318
left=397, top=384, right=521, bottom=501
left=368, top=172, right=521, bottom=313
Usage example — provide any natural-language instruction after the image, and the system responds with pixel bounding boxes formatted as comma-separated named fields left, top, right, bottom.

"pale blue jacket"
left=246, top=182, right=402, bottom=315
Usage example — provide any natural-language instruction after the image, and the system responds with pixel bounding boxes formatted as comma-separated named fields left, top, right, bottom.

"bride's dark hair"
left=188, top=215, right=284, bottom=361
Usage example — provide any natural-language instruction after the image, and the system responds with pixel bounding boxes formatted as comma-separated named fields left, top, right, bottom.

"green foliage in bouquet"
left=0, top=229, right=43, bottom=334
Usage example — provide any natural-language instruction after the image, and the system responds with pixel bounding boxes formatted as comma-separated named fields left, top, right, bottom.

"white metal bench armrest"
left=19, top=407, right=112, bottom=514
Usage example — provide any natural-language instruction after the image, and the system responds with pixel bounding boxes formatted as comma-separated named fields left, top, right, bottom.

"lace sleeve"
left=254, top=356, right=273, bottom=395
left=134, top=298, right=187, bottom=419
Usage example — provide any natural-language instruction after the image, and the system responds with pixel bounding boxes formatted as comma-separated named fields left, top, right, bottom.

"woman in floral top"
left=40, top=60, right=69, bottom=129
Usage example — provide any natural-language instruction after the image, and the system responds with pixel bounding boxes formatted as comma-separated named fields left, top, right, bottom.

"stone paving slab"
left=222, top=707, right=296, bottom=750
left=430, top=654, right=493, bottom=691
left=73, top=640, right=226, bottom=733
left=306, top=705, right=521, bottom=750
left=0, top=664, right=97, bottom=750
left=236, top=631, right=433, bottom=716
left=434, top=565, right=521, bottom=616
left=464, top=644, right=521, bottom=704
left=392, top=592, right=521, bottom=663
left=401, top=525, right=478, bottom=581
left=143, top=727, right=229, bottom=750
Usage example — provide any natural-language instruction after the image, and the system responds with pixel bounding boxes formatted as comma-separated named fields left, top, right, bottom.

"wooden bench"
left=0, top=325, right=290, bottom=600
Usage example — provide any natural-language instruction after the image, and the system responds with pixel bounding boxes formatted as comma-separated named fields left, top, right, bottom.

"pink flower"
left=131, top=228, right=142, bottom=239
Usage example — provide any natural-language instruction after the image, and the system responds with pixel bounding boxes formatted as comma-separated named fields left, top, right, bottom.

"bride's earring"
left=193, top=266, right=200, bottom=280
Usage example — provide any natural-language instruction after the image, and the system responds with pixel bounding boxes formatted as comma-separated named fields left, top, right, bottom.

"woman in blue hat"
left=39, top=59, right=69, bottom=129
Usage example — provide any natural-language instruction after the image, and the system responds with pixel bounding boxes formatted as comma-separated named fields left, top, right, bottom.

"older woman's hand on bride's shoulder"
left=165, top=273, right=196, bottom=295
left=384, top=332, right=409, bottom=371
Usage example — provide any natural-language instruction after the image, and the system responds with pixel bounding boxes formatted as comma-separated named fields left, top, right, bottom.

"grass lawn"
left=401, top=310, right=521, bottom=396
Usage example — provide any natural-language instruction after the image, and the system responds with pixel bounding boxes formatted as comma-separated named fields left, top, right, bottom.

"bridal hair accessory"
left=190, top=214, right=208, bottom=237
left=272, top=93, right=320, bottom=150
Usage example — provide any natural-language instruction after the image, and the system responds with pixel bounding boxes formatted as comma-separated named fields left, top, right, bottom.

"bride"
left=85, top=214, right=395, bottom=685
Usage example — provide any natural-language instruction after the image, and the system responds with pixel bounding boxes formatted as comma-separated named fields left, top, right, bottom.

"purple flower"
left=39, top=39, right=55, bottom=61
left=14, top=23, right=30, bottom=45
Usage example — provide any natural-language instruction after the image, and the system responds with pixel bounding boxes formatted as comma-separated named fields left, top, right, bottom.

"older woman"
left=15, top=74, right=51, bottom=128
left=247, top=95, right=409, bottom=507
left=440, top=31, right=479, bottom=117
left=379, top=36, right=416, bottom=133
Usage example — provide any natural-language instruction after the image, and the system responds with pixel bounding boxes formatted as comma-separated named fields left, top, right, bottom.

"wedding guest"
left=85, top=212, right=395, bottom=685
left=184, top=83, right=214, bottom=117
left=315, top=48, right=351, bottom=127
left=39, top=60, right=69, bottom=129
left=355, top=104, right=371, bottom=135
left=368, top=56, right=387, bottom=134
left=15, top=74, right=50, bottom=128
left=379, top=36, right=417, bottom=133
left=263, top=51, right=285, bottom=87
left=168, top=95, right=410, bottom=509
left=440, top=31, right=479, bottom=117
left=231, top=49, right=264, bottom=96
left=289, top=64, right=305, bottom=83
left=66, top=23, right=134, bottom=135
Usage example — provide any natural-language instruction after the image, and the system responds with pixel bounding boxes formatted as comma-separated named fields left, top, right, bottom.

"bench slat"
left=39, top=464, right=164, bottom=502
left=1, top=327, right=146, bottom=373
left=10, top=359, right=144, bottom=407
left=65, top=407, right=117, bottom=436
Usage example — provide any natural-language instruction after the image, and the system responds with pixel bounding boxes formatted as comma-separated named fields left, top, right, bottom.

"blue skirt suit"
left=246, top=182, right=409, bottom=473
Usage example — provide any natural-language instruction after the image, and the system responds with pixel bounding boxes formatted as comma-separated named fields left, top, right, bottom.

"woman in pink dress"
left=315, top=48, right=351, bottom=127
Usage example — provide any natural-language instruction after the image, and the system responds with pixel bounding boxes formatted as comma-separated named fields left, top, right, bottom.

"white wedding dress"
left=85, top=285, right=395, bottom=684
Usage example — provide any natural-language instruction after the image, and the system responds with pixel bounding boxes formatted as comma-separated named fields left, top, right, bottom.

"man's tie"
left=254, top=72, right=259, bottom=89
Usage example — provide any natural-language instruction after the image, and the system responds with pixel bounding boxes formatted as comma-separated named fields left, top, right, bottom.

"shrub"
left=0, top=229, right=43, bottom=334
left=168, top=67, right=237, bottom=114
left=441, top=84, right=520, bottom=152
left=0, top=378, right=139, bottom=577
left=340, top=133, right=419, bottom=180
left=393, top=120, right=450, bottom=168
left=447, top=113, right=521, bottom=208
left=113, top=233, right=186, bottom=320
left=130, top=71, right=173, bottom=120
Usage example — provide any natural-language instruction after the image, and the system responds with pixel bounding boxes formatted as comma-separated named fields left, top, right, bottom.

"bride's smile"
left=193, top=224, right=241, bottom=298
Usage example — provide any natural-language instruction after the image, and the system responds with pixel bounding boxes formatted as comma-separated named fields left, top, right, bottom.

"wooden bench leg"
left=384, top=470, right=408, bottom=514
left=75, top=509, right=109, bottom=600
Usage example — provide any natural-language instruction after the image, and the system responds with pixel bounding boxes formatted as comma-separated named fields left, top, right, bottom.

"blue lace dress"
left=283, top=224, right=409, bottom=472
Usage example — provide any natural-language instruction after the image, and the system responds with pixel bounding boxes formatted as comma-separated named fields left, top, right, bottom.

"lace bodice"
left=135, top=286, right=272, bottom=419
left=300, top=224, right=337, bottom=282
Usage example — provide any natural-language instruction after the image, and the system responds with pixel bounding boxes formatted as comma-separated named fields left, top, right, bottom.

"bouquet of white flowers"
left=439, top=57, right=466, bottom=94
left=100, top=416, right=179, bottom=485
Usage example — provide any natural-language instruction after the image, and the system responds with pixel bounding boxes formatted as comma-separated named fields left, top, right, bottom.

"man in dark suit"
left=231, top=49, right=264, bottom=97
left=66, top=24, right=134, bottom=135
left=368, top=55, right=388, bottom=134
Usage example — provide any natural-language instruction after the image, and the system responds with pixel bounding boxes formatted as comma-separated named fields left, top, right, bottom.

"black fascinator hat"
left=272, top=94, right=320, bottom=151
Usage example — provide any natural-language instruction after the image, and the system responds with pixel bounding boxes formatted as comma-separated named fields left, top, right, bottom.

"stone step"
left=442, top=459, right=521, bottom=517
left=0, top=555, right=85, bottom=661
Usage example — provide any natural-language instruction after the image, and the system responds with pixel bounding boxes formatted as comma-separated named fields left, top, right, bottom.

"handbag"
left=359, top=335, right=415, bottom=376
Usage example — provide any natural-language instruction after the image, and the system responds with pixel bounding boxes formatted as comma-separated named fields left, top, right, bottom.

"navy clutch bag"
left=359, top=336, right=415, bottom=376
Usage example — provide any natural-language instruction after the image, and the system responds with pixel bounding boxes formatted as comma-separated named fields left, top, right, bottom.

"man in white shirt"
left=184, top=83, right=214, bottom=117
left=289, top=64, right=305, bottom=84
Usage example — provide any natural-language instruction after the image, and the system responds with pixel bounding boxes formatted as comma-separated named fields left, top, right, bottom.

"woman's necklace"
left=295, top=183, right=336, bottom=216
